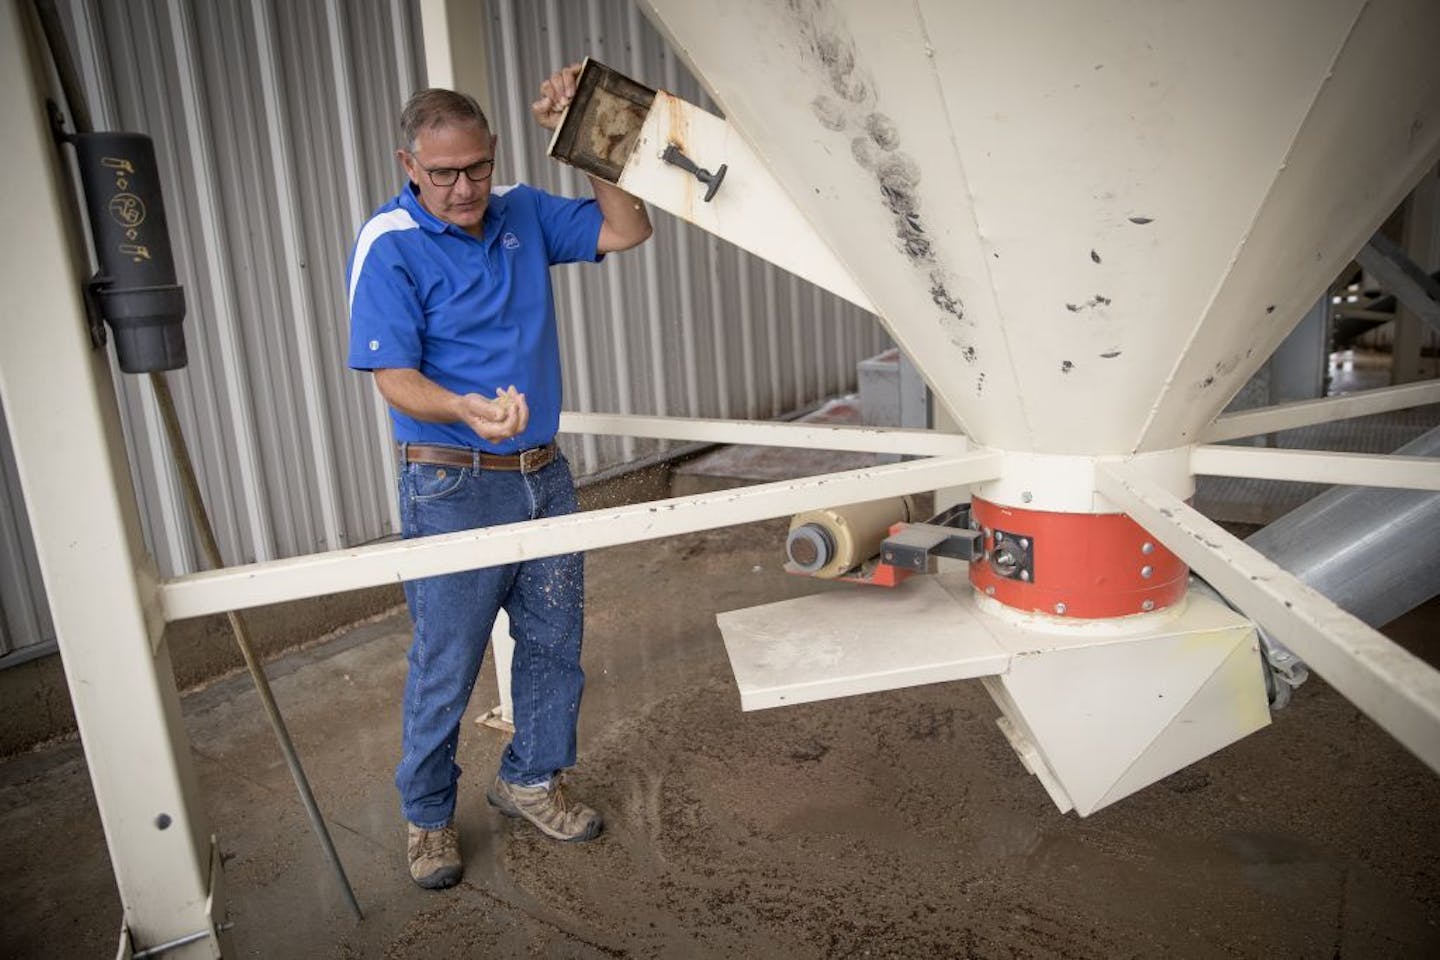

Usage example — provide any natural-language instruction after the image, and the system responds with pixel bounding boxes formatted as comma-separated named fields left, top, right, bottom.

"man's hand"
left=532, top=62, right=583, bottom=131
left=456, top=386, right=529, bottom=443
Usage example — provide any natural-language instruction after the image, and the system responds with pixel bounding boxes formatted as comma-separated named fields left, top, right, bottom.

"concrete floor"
left=3, top=508, right=1439, bottom=958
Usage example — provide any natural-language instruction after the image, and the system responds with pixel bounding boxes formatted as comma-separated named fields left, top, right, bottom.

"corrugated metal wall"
left=0, top=0, right=425, bottom=663
left=0, top=0, right=886, bottom=664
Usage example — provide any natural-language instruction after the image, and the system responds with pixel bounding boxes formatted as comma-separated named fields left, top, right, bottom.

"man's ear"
left=396, top=148, right=418, bottom=186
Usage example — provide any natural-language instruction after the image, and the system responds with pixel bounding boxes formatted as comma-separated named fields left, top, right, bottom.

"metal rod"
left=132, top=923, right=233, bottom=959
left=149, top=373, right=363, bottom=921
left=32, top=0, right=90, bottom=131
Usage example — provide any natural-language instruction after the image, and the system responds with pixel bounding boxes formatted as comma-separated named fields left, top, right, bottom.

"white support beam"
left=1191, top=445, right=1440, bottom=491
left=418, top=0, right=493, bottom=117
left=1, top=7, right=225, bottom=955
left=160, top=452, right=1001, bottom=621
left=558, top=411, right=969, bottom=456
left=1203, top=381, right=1440, bottom=443
left=1095, top=463, right=1440, bottom=776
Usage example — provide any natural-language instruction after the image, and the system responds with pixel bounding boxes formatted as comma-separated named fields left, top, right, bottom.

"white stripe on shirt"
left=348, top=207, right=420, bottom=310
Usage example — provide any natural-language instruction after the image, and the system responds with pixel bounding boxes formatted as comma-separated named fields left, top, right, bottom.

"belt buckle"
left=519, top=445, right=549, bottom=473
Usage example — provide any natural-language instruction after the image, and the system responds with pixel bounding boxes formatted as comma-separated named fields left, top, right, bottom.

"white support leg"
left=478, top=610, right=516, bottom=732
left=1097, top=462, right=1440, bottom=774
left=1, top=8, right=226, bottom=956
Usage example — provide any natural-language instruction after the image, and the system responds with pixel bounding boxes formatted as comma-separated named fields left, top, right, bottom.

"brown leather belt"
left=399, top=442, right=558, bottom=474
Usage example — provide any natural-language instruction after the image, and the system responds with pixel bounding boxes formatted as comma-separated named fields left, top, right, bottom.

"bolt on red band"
left=968, top=498, right=1187, bottom=619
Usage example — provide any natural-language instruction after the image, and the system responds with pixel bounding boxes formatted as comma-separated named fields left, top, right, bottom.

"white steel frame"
left=1, top=5, right=227, bottom=956
left=8, top=0, right=1440, bottom=942
left=157, top=393, right=1440, bottom=784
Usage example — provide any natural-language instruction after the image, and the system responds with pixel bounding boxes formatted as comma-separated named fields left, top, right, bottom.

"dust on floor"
left=2, top=518, right=1437, bottom=958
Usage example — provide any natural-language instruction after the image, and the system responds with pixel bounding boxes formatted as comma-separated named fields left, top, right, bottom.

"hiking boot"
left=406, top=822, right=462, bottom=889
left=486, top=775, right=603, bottom=842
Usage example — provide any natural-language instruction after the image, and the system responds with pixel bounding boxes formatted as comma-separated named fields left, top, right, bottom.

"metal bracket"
left=116, top=837, right=230, bottom=959
left=84, top=273, right=110, bottom=349
left=881, top=503, right=982, bottom=571
left=1258, top=630, right=1310, bottom=710
left=989, top=528, right=1035, bottom=583
left=1187, top=573, right=1309, bottom=710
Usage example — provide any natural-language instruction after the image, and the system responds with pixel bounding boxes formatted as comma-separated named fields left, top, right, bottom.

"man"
left=346, top=64, right=652, bottom=890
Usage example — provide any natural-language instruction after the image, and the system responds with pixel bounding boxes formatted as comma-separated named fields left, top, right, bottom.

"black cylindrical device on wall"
left=71, top=132, right=187, bottom=373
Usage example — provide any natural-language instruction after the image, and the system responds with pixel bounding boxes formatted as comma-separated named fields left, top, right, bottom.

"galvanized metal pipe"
left=1246, top=425, right=1440, bottom=627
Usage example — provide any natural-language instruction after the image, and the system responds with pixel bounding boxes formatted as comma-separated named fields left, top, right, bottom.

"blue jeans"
left=394, top=452, right=585, bottom=829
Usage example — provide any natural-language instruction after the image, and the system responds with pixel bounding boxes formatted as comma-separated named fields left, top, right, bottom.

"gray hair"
left=399, top=88, right=490, bottom=150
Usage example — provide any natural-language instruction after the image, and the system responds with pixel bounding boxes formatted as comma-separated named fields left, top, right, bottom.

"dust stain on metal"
left=865, top=112, right=899, bottom=150
left=930, top=271, right=965, bottom=324
left=1100, top=350, right=1122, bottom=359
left=962, top=346, right=977, bottom=364
left=1066, top=294, right=1111, bottom=313
left=1129, top=216, right=1154, bottom=225
left=976, top=372, right=986, bottom=395
left=810, top=95, right=847, bottom=131
left=791, top=1, right=966, bottom=328
left=1090, top=249, right=1102, bottom=264
left=1061, top=360, right=1075, bottom=374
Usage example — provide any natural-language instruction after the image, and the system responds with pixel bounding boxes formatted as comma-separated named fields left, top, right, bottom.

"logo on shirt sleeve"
left=502, top=231, right=520, bottom=251
left=369, top=339, right=380, bottom=351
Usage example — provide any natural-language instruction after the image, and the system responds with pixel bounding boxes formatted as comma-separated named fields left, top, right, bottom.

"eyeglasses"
left=415, top=158, right=495, bottom=187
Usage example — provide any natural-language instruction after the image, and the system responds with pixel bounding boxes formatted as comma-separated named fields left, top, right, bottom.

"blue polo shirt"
left=346, top=182, right=603, bottom=453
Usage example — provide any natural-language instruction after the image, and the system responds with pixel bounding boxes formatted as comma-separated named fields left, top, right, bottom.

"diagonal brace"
left=160, top=452, right=1002, bottom=621
left=1096, top=462, right=1440, bottom=775
left=1356, top=232, right=1440, bottom=332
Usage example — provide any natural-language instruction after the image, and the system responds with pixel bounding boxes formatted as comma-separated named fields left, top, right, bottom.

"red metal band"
left=968, top=498, right=1187, bottom=619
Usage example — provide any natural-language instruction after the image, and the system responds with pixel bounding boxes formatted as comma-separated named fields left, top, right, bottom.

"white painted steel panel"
left=639, top=0, right=1440, bottom=453
left=717, top=574, right=1009, bottom=710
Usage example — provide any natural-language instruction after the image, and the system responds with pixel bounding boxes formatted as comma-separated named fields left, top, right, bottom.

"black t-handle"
left=661, top=143, right=727, bottom=202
